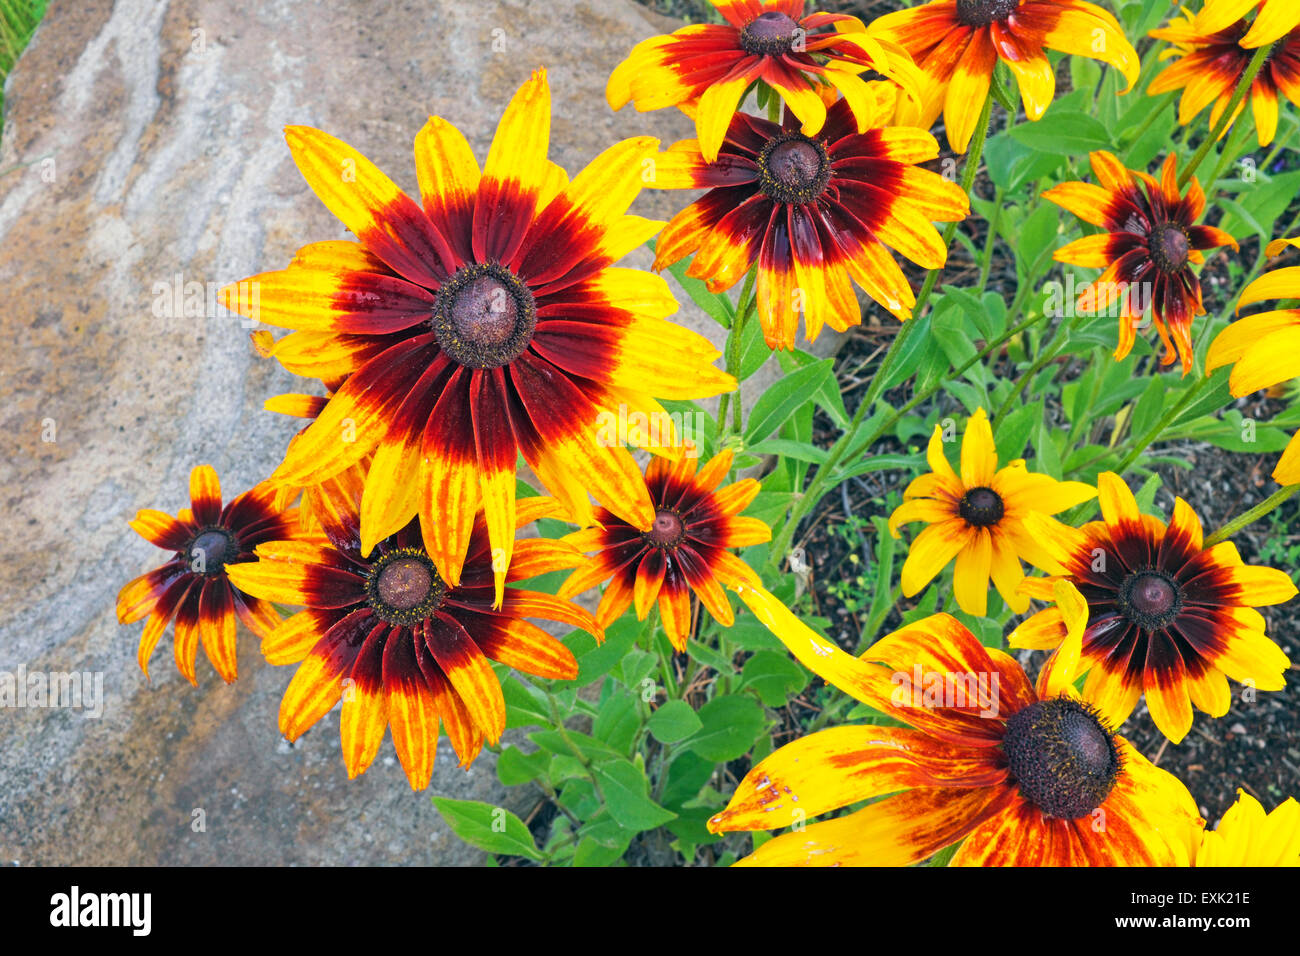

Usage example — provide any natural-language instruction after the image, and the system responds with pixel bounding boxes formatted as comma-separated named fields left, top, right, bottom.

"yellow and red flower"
left=1192, top=789, right=1300, bottom=866
left=1045, top=151, right=1238, bottom=374
left=1196, top=0, right=1300, bottom=49
left=226, top=487, right=596, bottom=789
left=650, top=98, right=968, bottom=349
left=1150, top=9, right=1300, bottom=148
left=608, top=0, right=922, bottom=163
left=116, top=465, right=297, bottom=685
left=709, top=585, right=1203, bottom=865
left=889, top=408, right=1097, bottom=617
left=558, top=448, right=769, bottom=651
left=1207, top=236, right=1300, bottom=485
left=870, top=0, right=1139, bottom=153
left=1011, top=472, right=1296, bottom=744
left=220, top=69, right=735, bottom=606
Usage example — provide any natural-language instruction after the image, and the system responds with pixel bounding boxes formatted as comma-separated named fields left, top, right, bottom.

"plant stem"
left=1179, top=43, right=1272, bottom=187
left=1204, top=484, right=1300, bottom=547
left=717, top=265, right=758, bottom=441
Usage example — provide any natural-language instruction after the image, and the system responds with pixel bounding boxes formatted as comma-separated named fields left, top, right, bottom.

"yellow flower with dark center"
left=219, top=69, right=735, bottom=609
left=889, top=408, right=1097, bottom=617
left=116, top=465, right=299, bottom=685
left=869, top=0, right=1138, bottom=153
left=1150, top=9, right=1300, bottom=148
left=1193, top=789, right=1300, bottom=866
left=226, top=484, right=595, bottom=789
left=1045, top=151, right=1238, bottom=375
left=1012, top=472, right=1296, bottom=744
left=558, top=448, right=770, bottom=652
left=607, top=0, right=923, bottom=163
left=709, top=584, right=1203, bottom=865
left=1196, top=0, right=1300, bottom=48
left=1207, top=236, right=1300, bottom=485
left=650, top=97, right=968, bottom=349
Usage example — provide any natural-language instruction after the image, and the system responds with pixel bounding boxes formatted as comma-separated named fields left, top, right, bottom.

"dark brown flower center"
left=1150, top=224, right=1191, bottom=273
left=433, top=263, right=536, bottom=369
left=739, top=11, right=801, bottom=55
left=758, top=133, right=830, bottom=205
left=187, top=528, right=236, bottom=575
left=1120, top=569, right=1183, bottom=629
left=958, top=486, right=1004, bottom=527
left=366, top=549, right=446, bottom=626
left=1003, top=697, right=1121, bottom=819
left=645, top=508, right=686, bottom=549
left=955, top=0, right=1019, bottom=27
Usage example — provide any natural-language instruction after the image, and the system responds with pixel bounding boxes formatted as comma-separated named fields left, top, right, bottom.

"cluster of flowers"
left=117, top=0, right=1300, bottom=866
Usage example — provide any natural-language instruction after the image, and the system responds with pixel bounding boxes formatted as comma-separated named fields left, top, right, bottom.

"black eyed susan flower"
left=116, top=465, right=298, bottom=685
left=607, top=0, right=923, bottom=163
left=1150, top=10, right=1300, bottom=148
left=1193, top=789, right=1300, bottom=866
left=220, top=69, right=735, bottom=607
left=1207, top=237, right=1300, bottom=485
left=1196, top=0, right=1300, bottom=49
left=1044, top=151, right=1238, bottom=375
left=710, top=585, right=1203, bottom=865
left=226, top=489, right=596, bottom=789
left=1011, top=472, right=1296, bottom=745
left=557, top=448, right=770, bottom=652
left=869, top=0, right=1138, bottom=153
left=650, top=98, right=968, bottom=349
left=889, top=408, right=1097, bottom=617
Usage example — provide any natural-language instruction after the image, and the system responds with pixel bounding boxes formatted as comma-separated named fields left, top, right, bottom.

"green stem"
left=1179, top=43, right=1272, bottom=187
left=1204, top=484, right=1300, bottom=547
left=717, top=265, right=758, bottom=441
left=977, top=186, right=1004, bottom=292
left=1113, top=374, right=1212, bottom=475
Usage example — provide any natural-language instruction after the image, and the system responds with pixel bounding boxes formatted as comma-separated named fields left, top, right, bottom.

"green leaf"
left=431, top=798, right=543, bottom=861
left=503, top=676, right=552, bottom=729
left=1008, top=110, right=1112, bottom=155
left=744, top=358, right=834, bottom=443
left=593, top=690, right=641, bottom=754
left=593, top=759, right=677, bottom=831
left=739, top=650, right=809, bottom=707
left=497, top=746, right=548, bottom=786
left=573, top=835, right=627, bottom=867
left=648, top=699, right=704, bottom=743
left=995, top=400, right=1042, bottom=462
left=570, top=615, right=640, bottom=685
left=747, top=437, right=829, bottom=463
left=684, top=694, right=767, bottom=763
left=662, top=252, right=733, bottom=328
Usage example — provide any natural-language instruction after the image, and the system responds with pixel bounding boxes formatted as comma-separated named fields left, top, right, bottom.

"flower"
left=649, top=98, right=968, bottom=349
left=1196, top=0, right=1300, bottom=49
left=220, top=69, right=735, bottom=606
left=225, top=486, right=597, bottom=789
left=607, top=0, right=923, bottom=163
left=1044, top=150, right=1238, bottom=374
left=1207, top=236, right=1300, bottom=485
left=889, top=408, right=1097, bottom=617
left=557, top=448, right=769, bottom=651
left=1011, top=472, right=1296, bottom=744
left=116, top=465, right=297, bottom=685
left=709, top=584, right=1203, bottom=865
left=1193, top=789, right=1300, bottom=866
left=1150, top=10, right=1300, bottom=148
left=869, top=0, right=1138, bottom=153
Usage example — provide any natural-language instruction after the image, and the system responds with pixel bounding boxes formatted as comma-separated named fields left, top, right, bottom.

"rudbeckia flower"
left=1196, top=0, right=1300, bottom=49
left=1044, top=151, right=1238, bottom=374
left=1150, top=10, right=1300, bottom=148
left=557, top=448, right=769, bottom=651
left=116, top=465, right=297, bottom=685
left=1192, top=789, right=1300, bottom=866
left=709, top=585, right=1203, bottom=865
left=1207, top=237, right=1300, bottom=485
left=650, top=98, right=969, bottom=349
left=226, top=486, right=596, bottom=789
left=869, top=0, right=1139, bottom=153
left=1011, top=472, right=1296, bottom=745
left=220, top=69, right=735, bottom=607
left=889, top=408, right=1097, bottom=617
left=607, top=0, right=923, bottom=163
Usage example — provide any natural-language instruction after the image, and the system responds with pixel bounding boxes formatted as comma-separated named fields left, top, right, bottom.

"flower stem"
left=1204, top=483, right=1300, bottom=547
left=717, top=265, right=758, bottom=441
left=1179, top=43, right=1272, bottom=188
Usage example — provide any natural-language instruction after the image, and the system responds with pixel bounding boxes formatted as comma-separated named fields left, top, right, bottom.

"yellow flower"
left=1194, top=790, right=1300, bottom=866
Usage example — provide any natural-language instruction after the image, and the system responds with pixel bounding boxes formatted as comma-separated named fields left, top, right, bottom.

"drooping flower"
left=1207, top=236, right=1300, bottom=485
left=889, top=408, right=1097, bottom=617
left=1011, top=472, right=1296, bottom=745
left=226, top=481, right=596, bottom=789
left=649, top=98, right=968, bottom=349
left=1150, top=10, right=1300, bottom=148
left=558, top=448, right=769, bottom=651
left=709, top=584, right=1203, bottom=865
left=607, top=0, right=923, bottom=163
left=220, top=69, right=735, bottom=607
left=869, top=0, right=1139, bottom=152
left=1193, top=789, right=1300, bottom=866
left=1044, top=151, right=1238, bottom=374
left=1196, top=0, right=1300, bottom=49
left=116, top=465, right=298, bottom=685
